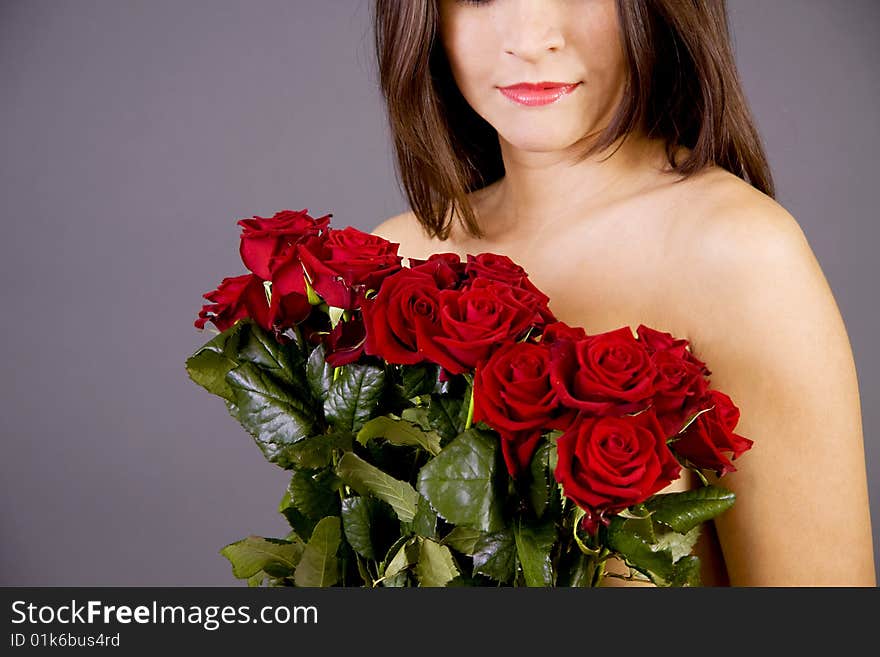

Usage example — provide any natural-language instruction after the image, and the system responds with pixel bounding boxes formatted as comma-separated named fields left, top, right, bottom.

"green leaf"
left=324, top=362, right=386, bottom=433
left=335, top=452, right=420, bottom=523
left=354, top=553, right=373, bottom=586
left=398, top=363, right=440, bottom=399
left=415, top=539, right=460, bottom=587
left=383, top=536, right=420, bottom=581
left=186, top=321, right=247, bottom=402
left=220, top=535, right=305, bottom=580
left=356, top=416, right=442, bottom=456
left=471, top=529, right=517, bottom=583
left=306, top=342, right=334, bottom=403
left=247, top=571, right=267, bottom=587
left=279, top=490, right=318, bottom=541
left=293, top=516, right=341, bottom=587
left=645, top=485, right=736, bottom=533
left=557, top=552, right=592, bottom=587
left=528, top=440, right=553, bottom=518
left=406, top=496, right=438, bottom=539
left=441, top=527, right=484, bottom=555
left=341, top=496, right=377, bottom=559
left=427, top=393, right=468, bottom=443
left=400, top=406, right=431, bottom=430
left=284, top=431, right=353, bottom=469
left=236, top=320, right=309, bottom=394
left=416, top=427, right=505, bottom=533
left=288, top=469, right=340, bottom=519
left=514, top=519, right=556, bottom=587
left=606, top=516, right=675, bottom=586
left=340, top=496, right=398, bottom=561
left=670, top=555, right=702, bottom=587
left=225, top=362, right=321, bottom=467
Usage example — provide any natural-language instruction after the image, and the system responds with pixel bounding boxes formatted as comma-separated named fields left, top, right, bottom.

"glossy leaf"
left=279, top=489, right=318, bottom=541
left=306, top=342, right=334, bottom=403
left=225, top=362, right=320, bottom=467
left=427, top=394, right=468, bottom=443
left=356, top=416, right=441, bottom=456
left=341, top=496, right=377, bottom=560
left=407, top=496, right=438, bottom=539
left=236, top=320, right=309, bottom=395
left=645, top=485, right=735, bottom=533
left=416, top=428, right=505, bottom=533
left=529, top=440, right=553, bottom=518
left=288, top=469, right=340, bottom=520
left=220, top=535, right=305, bottom=579
left=606, top=516, right=675, bottom=586
left=324, top=362, right=386, bottom=433
left=514, top=519, right=556, bottom=587
left=398, top=362, right=440, bottom=400
left=294, top=516, right=341, bottom=587
left=185, top=321, right=246, bottom=402
left=441, top=527, right=484, bottom=555
left=284, top=431, right=353, bottom=469
left=670, top=555, right=702, bottom=587
left=335, top=452, right=420, bottom=522
left=472, top=529, right=517, bottom=583
left=415, top=539, right=460, bottom=587
left=383, top=536, right=419, bottom=581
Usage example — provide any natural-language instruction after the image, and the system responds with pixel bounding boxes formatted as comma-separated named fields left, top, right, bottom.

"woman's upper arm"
left=686, top=203, right=876, bottom=585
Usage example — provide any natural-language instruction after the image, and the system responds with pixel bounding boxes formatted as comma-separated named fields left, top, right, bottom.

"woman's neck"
left=479, top=130, right=674, bottom=241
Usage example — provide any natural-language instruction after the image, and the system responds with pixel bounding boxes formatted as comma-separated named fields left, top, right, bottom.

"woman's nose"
left=501, top=0, right=566, bottom=60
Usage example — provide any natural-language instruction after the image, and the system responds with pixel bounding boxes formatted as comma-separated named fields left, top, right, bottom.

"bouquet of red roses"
left=186, top=209, right=753, bottom=587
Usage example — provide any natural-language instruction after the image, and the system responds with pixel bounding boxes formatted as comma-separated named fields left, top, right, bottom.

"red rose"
left=549, top=327, right=656, bottom=415
left=265, top=284, right=313, bottom=334
left=540, top=320, right=587, bottom=345
left=670, top=389, right=754, bottom=475
left=408, top=253, right=467, bottom=290
left=324, top=315, right=367, bottom=367
left=194, top=273, right=272, bottom=333
left=362, top=268, right=440, bottom=365
left=237, top=209, right=330, bottom=280
left=554, top=409, right=682, bottom=533
left=473, top=341, right=577, bottom=435
left=269, top=233, right=322, bottom=299
left=637, top=324, right=711, bottom=377
left=498, top=429, right=544, bottom=480
left=465, top=253, right=557, bottom=324
left=649, top=347, right=710, bottom=437
left=415, top=278, right=539, bottom=376
left=297, top=309, right=332, bottom=347
left=297, top=226, right=403, bottom=309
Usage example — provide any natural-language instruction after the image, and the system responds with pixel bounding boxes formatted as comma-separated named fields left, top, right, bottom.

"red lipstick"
left=498, top=81, right=581, bottom=107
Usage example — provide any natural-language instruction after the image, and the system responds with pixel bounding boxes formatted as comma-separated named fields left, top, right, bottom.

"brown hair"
left=373, top=0, right=775, bottom=241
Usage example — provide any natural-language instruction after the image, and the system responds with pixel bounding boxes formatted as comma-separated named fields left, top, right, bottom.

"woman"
left=369, top=0, right=876, bottom=586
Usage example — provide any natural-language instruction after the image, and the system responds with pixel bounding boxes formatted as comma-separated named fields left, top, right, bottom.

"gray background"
left=1, top=0, right=877, bottom=585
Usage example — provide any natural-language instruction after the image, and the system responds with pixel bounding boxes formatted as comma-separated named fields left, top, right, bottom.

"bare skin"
left=371, top=156, right=876, bottom=586
left=370, top=0, right=876, bottom=585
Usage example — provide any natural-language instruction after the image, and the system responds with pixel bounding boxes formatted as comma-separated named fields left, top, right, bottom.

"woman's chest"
left=408, top=210, right=730, bottom=585
left=425, top=209, right=696, bottom=344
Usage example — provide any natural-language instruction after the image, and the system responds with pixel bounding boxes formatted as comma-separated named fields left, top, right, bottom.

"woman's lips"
left=498, top=82, right=581, bottom=107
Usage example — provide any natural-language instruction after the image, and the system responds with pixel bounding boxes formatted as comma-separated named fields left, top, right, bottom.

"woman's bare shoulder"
left=679, top=167, right=804, bottom=250
left=370, top=210, right=433, bottom=261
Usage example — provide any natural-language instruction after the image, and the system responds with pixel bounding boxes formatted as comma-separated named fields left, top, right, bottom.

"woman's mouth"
left=498, top=81, right=581, bottom=107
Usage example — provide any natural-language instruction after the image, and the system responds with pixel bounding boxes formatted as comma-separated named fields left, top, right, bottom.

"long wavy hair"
left=373, top=0, right=774, bottom=240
